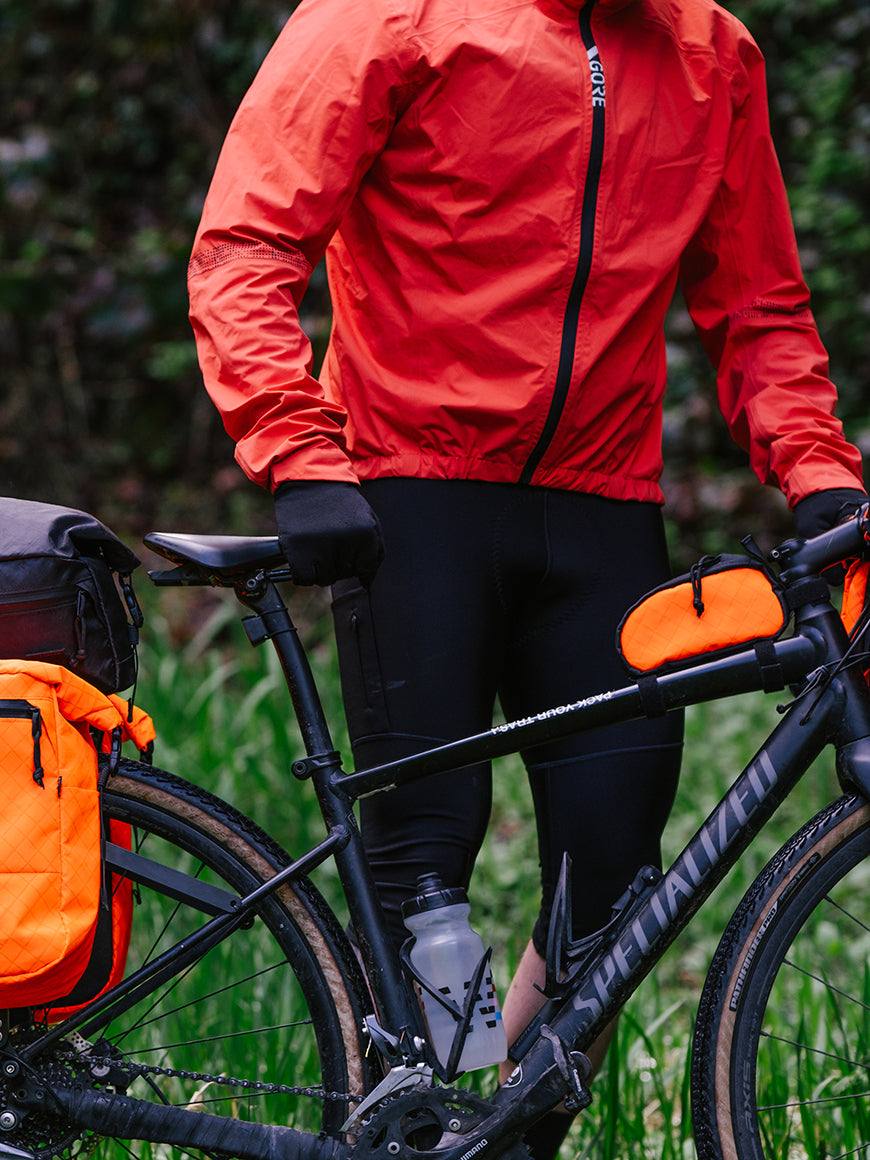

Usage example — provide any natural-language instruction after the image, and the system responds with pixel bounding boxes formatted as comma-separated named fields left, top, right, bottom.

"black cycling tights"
left=331, top=480, right=683, bottom=952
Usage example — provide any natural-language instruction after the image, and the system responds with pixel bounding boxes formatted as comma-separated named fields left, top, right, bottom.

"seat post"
left=234, top=575, right=336, bottom=759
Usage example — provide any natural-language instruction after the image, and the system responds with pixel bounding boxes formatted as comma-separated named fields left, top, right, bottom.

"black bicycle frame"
left=21, top=547, right=870, bottom=1160
left=296, top=580, right=870, bottom=1150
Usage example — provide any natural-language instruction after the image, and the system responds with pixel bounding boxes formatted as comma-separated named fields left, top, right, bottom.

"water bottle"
left=402, top=873, right=507, bottom=1072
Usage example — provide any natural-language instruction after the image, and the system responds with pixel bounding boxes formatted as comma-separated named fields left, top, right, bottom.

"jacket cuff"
left=784, top=466, right=866, bottom=510
left=268, top=450, right=360, bottom=491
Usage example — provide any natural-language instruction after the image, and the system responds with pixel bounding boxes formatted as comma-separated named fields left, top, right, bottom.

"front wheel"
left=3, top=757, right=377, bottom=1160
left=692, top=792, right=870, bottom=1159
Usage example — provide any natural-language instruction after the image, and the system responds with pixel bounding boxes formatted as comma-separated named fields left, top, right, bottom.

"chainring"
left=353, top=1086, right=529, bottom=1160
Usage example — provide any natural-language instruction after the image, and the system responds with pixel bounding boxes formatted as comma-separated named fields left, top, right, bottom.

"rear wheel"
left=692, top=792, right=870, bottom=1159
left=3, top=757, right=376, bottom=1159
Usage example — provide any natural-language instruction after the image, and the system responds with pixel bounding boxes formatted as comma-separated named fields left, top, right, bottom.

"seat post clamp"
left=291, top=751, right=342, bottom=780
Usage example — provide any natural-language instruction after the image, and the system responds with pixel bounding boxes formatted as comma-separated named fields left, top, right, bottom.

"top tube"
left=335, top=632, right=821, bottom=799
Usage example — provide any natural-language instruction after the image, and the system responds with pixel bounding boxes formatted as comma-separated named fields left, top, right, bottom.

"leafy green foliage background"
left=1, top=0, right=867, bottom=560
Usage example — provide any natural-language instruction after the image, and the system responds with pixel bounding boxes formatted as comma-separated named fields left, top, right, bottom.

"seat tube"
left=239, top=577, right=421, bottom=1049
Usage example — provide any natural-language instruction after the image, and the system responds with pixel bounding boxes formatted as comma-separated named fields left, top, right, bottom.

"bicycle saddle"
left=144, top=532, right=286, bottom=577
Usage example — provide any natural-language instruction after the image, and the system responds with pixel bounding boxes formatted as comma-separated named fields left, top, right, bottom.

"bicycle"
left=2, top=504, right=870, bottom=1160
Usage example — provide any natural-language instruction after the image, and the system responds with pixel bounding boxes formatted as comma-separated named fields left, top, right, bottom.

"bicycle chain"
left=102, top=1058, right=360, bottom=1104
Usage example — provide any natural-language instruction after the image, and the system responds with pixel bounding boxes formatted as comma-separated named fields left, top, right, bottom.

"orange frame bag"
left=617, top=553, right=790, bottom=679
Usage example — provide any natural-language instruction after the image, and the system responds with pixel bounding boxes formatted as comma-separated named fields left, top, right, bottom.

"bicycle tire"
left=5, top=756, right=377, bottom=1160
left=691, top=791, right=870, bottom=1160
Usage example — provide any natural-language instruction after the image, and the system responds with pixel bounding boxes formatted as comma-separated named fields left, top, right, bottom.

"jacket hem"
left=349, top=453, right=665, bottom=504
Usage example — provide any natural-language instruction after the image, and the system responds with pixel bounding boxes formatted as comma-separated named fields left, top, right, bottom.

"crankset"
left=353, top=1086, right=529, bottom=1160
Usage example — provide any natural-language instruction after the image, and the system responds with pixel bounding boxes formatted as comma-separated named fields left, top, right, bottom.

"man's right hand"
left=273, top=480, right=384, bottom=587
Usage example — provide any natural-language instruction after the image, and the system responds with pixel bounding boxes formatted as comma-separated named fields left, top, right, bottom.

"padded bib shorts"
left=332, top=480, right=684, bottom=951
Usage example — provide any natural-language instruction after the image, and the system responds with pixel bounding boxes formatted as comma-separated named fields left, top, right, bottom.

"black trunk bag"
left=0, top=499, right=142, bottom=694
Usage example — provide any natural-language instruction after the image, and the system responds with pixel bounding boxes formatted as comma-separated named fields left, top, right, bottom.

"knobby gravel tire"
left=692, top=791, right=870, bottom=1160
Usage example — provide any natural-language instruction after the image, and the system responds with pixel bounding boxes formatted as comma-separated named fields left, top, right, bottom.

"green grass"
left=129, top=583, right=850, bottom=1159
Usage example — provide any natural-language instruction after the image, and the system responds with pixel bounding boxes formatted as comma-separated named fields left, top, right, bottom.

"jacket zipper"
left=519, top=3, right=605, bottom=486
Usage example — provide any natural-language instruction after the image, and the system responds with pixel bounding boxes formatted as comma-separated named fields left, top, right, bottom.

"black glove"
left=793, top=488, right=868, bottom=540
left=273, top=480, right=384, bottom=587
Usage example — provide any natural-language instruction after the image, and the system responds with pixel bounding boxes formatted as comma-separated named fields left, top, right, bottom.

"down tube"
left=514, top=690, right=836, bottom=1091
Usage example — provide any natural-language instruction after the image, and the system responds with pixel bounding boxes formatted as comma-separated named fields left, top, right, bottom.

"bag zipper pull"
left=30, top=707, right=44, bottom=788
left=690, top=560, right=706, bottom=617
left=690, top=554, right=723, bottom=618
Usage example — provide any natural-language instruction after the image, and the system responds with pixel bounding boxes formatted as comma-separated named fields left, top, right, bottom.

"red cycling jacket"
left=188, top=0, right=863, bottom=507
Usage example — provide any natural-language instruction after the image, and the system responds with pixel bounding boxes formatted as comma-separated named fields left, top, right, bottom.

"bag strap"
left=636, top=675, right=666, bottom=718
left=754, top=639, right=786, bottom=692
left=0, top=700, right=44, bottom=785
left=107, top=694, right=156, bottom=761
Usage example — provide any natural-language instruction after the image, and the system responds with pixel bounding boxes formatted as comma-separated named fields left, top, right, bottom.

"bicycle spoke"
left=780, top=953, right=870, bottom=1017
left=759, top=1028, right=870, bottom=1075
left=120, top=958, right=292, bottom=1036
left=129, top=1021, right=320, bottom=1055
left=758, top=1089, right=870, bottom=1112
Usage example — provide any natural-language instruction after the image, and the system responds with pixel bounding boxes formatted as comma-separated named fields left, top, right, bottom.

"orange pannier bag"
left=617, top=553, right=790, bottom=677
left=0, top=660, right=154, bottom=1010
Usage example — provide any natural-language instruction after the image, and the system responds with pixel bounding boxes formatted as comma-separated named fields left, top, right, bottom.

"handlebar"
left=771, top=502, right=870, bottom=582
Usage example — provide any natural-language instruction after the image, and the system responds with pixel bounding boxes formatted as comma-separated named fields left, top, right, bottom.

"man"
left=188, top=0, right=865, bottom=1152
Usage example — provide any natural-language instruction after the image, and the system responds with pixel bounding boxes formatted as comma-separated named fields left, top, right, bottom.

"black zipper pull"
left=73, top=588, right=88, bottom=666
left=30, top=708, right=44, bottom=787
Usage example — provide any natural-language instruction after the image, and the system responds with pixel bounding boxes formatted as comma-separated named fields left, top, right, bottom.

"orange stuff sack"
left=617, top=554, right=789, bottom=677
left=0, top=660, right=152, bottom=1009
left=841, top=559, right=870, bottom=685
left=841, top=559, right=869, bottom=637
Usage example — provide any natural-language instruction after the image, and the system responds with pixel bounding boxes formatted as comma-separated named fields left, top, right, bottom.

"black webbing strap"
left=784, top=575, right=829, bottom=611
left=0, top=700, right=43, bottom=786
left=637, top=638, right=786, bottom=713
left=754, top=638, right=786, bottom=692
left=637, top=674, right=667, bottom=718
